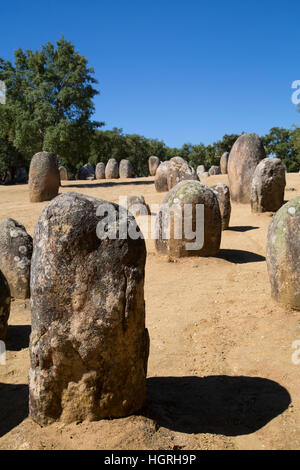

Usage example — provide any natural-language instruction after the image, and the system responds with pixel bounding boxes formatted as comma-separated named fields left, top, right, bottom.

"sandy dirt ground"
left=0, top=174, right=300, bottom=450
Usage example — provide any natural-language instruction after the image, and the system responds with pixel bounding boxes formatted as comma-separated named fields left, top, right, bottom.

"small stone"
left=29, top=152, right=60, bottom=203
left=78, top=163, right=95, bottom=180
left=0, top=218, right=33, bottom=299
left=105, top=159, right=119, bottom=179
left=148, top=156, right=160, bottom=176
left=95, top=162, right=105, bottom=180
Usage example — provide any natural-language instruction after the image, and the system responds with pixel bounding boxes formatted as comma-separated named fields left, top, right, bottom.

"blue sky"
left=1, top=0, right=299, bottom=147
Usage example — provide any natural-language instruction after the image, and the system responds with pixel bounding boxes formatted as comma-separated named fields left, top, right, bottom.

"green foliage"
left=0, top=37, right=101, bottom=179
left=0, top=137, right=25, bottom=183
left=262, top=127, right=300, bottom=172
left=90, top=128, right=169, bottom=176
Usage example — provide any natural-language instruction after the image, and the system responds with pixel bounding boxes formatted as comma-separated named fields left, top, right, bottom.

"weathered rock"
left=29, top=152, right=60, bottom=203
left=95, top=162, right=105, bottom=180
left=155, top=161, right=170, bottom=192
left=119, top=160, right=135, bottom=178
left=14, top=168, right=28, bottom=184
left=251, top=158, right=286, bottom=213
left=59, top=166, right=68, bottom=181
left=78, top=163, right=95, bottom=180
left=201, top=172, right=209, bottom=178
left=0, top=271, right=10, bottom=341
left=148, top=156, right=160, bottom=176
left=126, top=195, right=151, bottom=216
left=167, top=157, right=198, bottom=190
left=208, top=166, right=221, bottom=176
left=211, top=183, right=231, bottom=230
left=266, top=197, right=300, bottom=309
left=29, top=192, right=149, bottom=425
left=196, top=165, right=206, bottom=179
left=155, top=180, right=221, bottom=257
left=227, top=133, right=266, bottom=203
left=105, top=159, right=119, bottom=179
left=0, top=218, right=33, bottom=299
left=220, top=152, right=229, bottom=174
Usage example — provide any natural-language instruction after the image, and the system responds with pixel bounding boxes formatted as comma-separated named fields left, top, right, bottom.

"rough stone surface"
left=167, top=157, right=198, bottom=190
left=196, top=165, right=206, bottom=179
left=148, top=156, right=160, bottom=176
left=29, top=192, right=149, bottom=425
left=59, top=166, right=68, bottom=181
left=95, top=162, right=105, bottom=180
left=266, top=197, right=300, bottom=309
left=220, top=152, right=229, bottom=174
left=14, top=168, right=28, bottom=184
left=251, top=158, right=286, bottom=213
left=155, top=161, right=170, bottom=192
left=0, top=218, right=33, bottom=299
left=78, top=163, right=95, bottom=180
left=126, top=195, right=151, bottom=216
left=105, top=159, right=119, bottom=179
left=0, top=270, right=10, bottom=341
left=119, top=160, right=135, bottom=178
left=155, top=180, right=221, bottom=258
left=201, top=172, right=209, bottom=178
left=211, top=183, right=231, bottom=230
left=208, top=166, right=221, bottom=176
left=227, top=133, right=266, bottom=203
left=29, top=152, right=60, bottom=203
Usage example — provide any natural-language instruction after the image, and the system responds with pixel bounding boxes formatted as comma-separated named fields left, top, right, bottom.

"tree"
left=262, top=127, right=300, bottom=172
left=0, top=37, right=102, bottom=178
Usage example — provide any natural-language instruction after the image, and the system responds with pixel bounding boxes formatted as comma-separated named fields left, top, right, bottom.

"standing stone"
left=0, top=219, right=33, bottom=299
left=126, top=195, right=151, bottom=216
left=208, top=165, right=221, bottom=176
left=211, top=183, right=231, bottom=230
left=148, top=156, right=160, bottom=176
left=220, top=152, right=229, bottom=174
left=95, top=162, right=105, bottom=180
left=14, top=168, right=28, bottom=184
left=119, top=159, right=135, bottom=178
left=59, top=166, right=68, bottom=181
left=0, top=271, right=10, bottom=341
left=155, top=161, right=170, bottom=192
left=196, top=165, right=206, bottom=179
left=29, top=192, right=149, bottom=425
left=266, top=197, right=300, bottom=309
left=167, top=157, right=198, bottom=190
left=227, top=133, right=266, bottom=203
left=251, top=158, right=286, bottom=213
left=105, top=159, right=119, bottom=179
left=29, top=152, right=60, bottom=203
left=155, top=180, right=221, bottom=257
left=78, top=163, right=95, bottom=180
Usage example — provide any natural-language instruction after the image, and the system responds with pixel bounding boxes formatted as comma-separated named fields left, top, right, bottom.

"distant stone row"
left=28, top=153, right=136, bottom=202
left=151, top=134, right=286, bottom=214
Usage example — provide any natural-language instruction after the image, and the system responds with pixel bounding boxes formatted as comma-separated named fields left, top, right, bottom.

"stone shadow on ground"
left=62, top=180, right=154, bottom=189
left=145, top=376, right=291, bottom=436
left=0, top=383, right=28, bottom=437
left=228, top=226, right=259, bottom=232
left=218, top=249, right=265, bottom=264
left=6, top=325, right=31, bottom=351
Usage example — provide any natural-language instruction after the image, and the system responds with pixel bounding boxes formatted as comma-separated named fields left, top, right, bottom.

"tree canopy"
left=0, top=37, right=101, bottom=178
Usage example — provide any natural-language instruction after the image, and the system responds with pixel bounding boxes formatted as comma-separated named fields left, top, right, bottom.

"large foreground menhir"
left=29, top=192, right=149, bottom=425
